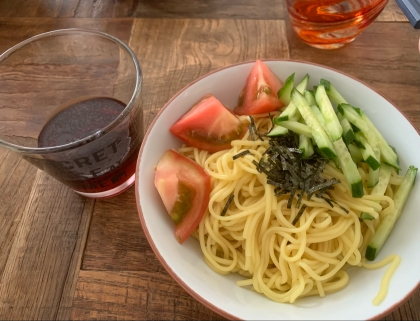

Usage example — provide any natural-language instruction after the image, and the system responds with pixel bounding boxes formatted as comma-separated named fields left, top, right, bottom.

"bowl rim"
left=135, top=58, right=420, bottom=320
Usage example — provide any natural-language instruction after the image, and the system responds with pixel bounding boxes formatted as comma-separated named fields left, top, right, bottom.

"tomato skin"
left=170, top=95, right=247, bottom=153
left=154, top=149, right=211, bottom=243
left=234, top=60, right=285, bottom=115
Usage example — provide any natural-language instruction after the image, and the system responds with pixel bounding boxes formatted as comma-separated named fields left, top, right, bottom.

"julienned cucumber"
left=304, top=90, right=317, bottom=106
left=298, top=134, right=314, bottom=159
left=361, top=113, right=400, bottom=171
left=315, top=85, right=343, bottom=142
left=296, top=74, right=309, bottom=94
left=348, top=143, right=363, bottom=164
left=278, top=73, right=295, bottom=105
left=320, top=79, right=347, bottom=105
left=360, top=164, right=393, bottom=218
left=291, top=89, right=337, bottom=158
left=354, top=132, right=381, bottom=170
left=310, top=105, right=328, bottom=133
left=267, top=125, right=288, bottom=137
left=337, top=112, right=355, bottom=145
left=275, top=101, right=298, bottom=122
left=365, top=166, right=418, bottom=261
left=333, top=138, right=364, bottom=198
left=273, top=120, right=313, bottom=138
left=338, top=103, right=399, bottom=171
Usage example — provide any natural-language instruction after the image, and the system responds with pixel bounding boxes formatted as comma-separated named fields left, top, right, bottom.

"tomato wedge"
left=233, top=60, right=285, bottom=115
left=154, top=149, right=211, bottom=243
left=170, top=94, right=246, bottom=153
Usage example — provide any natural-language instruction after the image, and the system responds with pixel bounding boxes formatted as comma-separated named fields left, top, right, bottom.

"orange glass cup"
left=286, top=0, right=389, bottom=49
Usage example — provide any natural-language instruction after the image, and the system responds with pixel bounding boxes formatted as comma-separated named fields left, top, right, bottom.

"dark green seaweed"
left=221, top=194, right=234, bottom=216
left=249, top=130, right=343, bottom=216
left=292, top=204, right=307, bottom=226
left=233, top=150, right=252, bottom=160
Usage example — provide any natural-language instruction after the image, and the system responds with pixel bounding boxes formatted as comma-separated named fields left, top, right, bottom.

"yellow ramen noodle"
left=178, top=114, right=403, bottom=304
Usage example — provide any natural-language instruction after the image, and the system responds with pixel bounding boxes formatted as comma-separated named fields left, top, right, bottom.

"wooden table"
left=0, top=1, right=419, bottom=320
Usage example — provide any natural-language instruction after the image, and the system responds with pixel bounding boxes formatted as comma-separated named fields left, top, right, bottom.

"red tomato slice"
left=154, top=149, right=211, bottom=243
left=233, top=60, right=285, bottom=115
left=170, top=94, right=247, bottom=153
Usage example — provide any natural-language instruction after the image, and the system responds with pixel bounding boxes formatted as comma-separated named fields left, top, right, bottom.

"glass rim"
left=0, top=28, right=142, bottom=155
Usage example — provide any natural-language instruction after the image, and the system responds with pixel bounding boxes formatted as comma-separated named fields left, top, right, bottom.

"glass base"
left=302, top=37, right=356, bottom=50
left=306, top=43, right=347, bottom=49
left=75, top=173, right=135, bottom=199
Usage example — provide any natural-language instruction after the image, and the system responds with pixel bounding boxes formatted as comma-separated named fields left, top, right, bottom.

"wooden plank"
left=0, top=151, right=38, bottom=276
left=34, top=0, right=76, bottom=18
left=0, top=0, right=406, bottom=21
left=131, top=0, right=288, bottom=19
left=72, top=270, right=224, bottom=320
left=0, top=0, right=42, bottom=17
left=81, top=188, right=163, bottom=272
left=0, top=170, right=95, bottom=320
left=287, top=21, right=420, bottom=132
left=56, top=199, right=95, bottom=320
left=0, top=17, right=134, bottom=54
left=377, top=1, right=409, bottom=22
left=0, top=0, right=288, bottom=19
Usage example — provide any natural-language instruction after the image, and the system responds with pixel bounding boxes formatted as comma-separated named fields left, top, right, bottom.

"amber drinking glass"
left=0, top=29, right=143, bottom=198
left=286, top=0, right=389, bottom=49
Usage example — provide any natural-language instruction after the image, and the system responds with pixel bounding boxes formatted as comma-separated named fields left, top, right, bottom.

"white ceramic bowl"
left=135, top=60, right=420, bottom=320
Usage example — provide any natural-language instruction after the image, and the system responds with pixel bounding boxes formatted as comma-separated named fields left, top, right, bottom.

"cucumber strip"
left=310, top=105, right=328, bottom=132
left=350, top=123, right=361, bottom=133
left=277, top=73, right=295, bottom=105
left=367, top=167, right=380, bottom=188
left=371, top=164, right=393, bottom=196
left=291, top=89, right=337, bottom=158
left=354, top=132, right=380, bottom=170
left=366, top=165, right=418, bottom=261
left=337, top=113, right=355, bottom=145
left=361, top=213, right=374, bottom=220
left=321, top=79, right=347, bottom=105
left=299, top=134, right=314, bottom=159
left=360, top=113, right=400, bottom=171
left=315, top=85, right=343, bottom=142
left=332, top=157, right=341, bottom=170
left=339, top=104, right=387, bottom=172
left=267, top=125, right=289, bottom=137
left=361, top=165, right=392, bottom=218
left=275, top=101, right=298, bottom=122
left=353, top=133, right=366, bottom=149
left=274, top=120, right=313, bottom=138
left=348, top=143, right=363, bottom=164
left=314, top=146, right=340, bottom=169
left=304, top=90, right=317, bottom=106
left=337, top=104, right=369, bottom=132
left=333, top=138, right=364, bottom=198
left=296, top=73, right=309, bottom=94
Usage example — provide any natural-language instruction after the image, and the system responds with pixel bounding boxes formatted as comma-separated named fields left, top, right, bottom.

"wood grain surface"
left=0, top=0, right=407, bottom=21
left=0, top=1, right=419, bottom=320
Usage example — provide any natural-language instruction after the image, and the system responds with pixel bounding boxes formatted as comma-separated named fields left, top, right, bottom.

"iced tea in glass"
left=286, top=0, right=389, bottom=49
left=0, top=29, right=143, bottom=198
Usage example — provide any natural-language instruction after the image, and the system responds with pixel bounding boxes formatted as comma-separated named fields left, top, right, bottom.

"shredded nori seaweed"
left=292, top=204, right=307, bottom=226
left=221, top=194, right=234, bottom=216
left=248, top=116, right=264, bottom=141
left=244, top=126, right=344, bottom=217
left=233, top=150, right=253, bottom=160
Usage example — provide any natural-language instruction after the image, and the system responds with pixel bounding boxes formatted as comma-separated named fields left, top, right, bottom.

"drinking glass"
left=0, top=29, right=143, bottom=198
left=286, top=0, right=389, bottom=49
